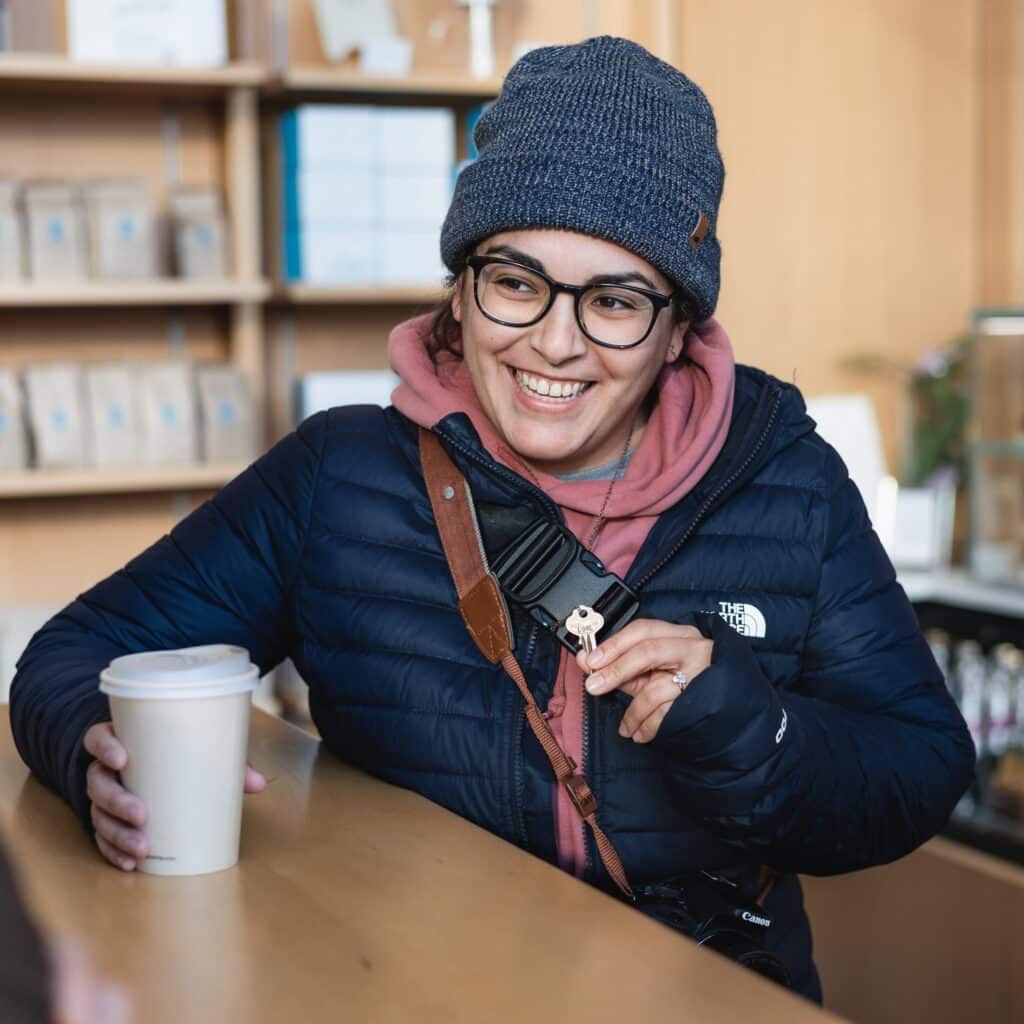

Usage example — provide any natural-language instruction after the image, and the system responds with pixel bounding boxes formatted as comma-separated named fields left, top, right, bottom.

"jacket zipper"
left=584, top=387, right=782, bottom=886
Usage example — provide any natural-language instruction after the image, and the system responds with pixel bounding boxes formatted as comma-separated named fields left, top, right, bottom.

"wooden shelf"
left=276, top=284, right=447, bottom=305
left=273, top=68, right=502, bottom=102
left=0, top=279, right=271, bottom=308
left=0, top=462, right=248, bottom=499
left=0, top=56, right=268, bottom=96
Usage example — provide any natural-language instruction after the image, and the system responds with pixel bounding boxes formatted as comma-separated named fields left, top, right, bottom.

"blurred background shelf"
left=0, top=55, right=268, bottom=95
left=0, top=463, right=247, bottom=499
left=901, top=569, right=1024, bottom=619
left=0, top=280, right=271, bottom=307
left=275, top=283, right=446, bottom=305
left=272, top=68, right=502, bottom=102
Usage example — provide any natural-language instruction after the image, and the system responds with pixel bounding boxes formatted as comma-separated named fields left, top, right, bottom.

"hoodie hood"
left=389, top=312, right=736, bottom=522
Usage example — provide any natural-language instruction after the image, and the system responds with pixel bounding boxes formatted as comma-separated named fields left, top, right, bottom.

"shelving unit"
left=272, top=67, right=503, bottom=102
left=0, top=463, right=247, bottom=499
left=0, top=280, right=270, bottom=307
left=0, top=55, right=268, bottom=94
left=275, top=284, right=446, bottom=306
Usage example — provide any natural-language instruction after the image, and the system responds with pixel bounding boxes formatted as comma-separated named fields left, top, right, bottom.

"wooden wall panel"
left=0, top=492, right=210, bottom=606
left=675, top=0, right=979, bottom=473
left=804, top=838, right=1024, bottom=1023
left=979, top=0, right=1024, bottom=306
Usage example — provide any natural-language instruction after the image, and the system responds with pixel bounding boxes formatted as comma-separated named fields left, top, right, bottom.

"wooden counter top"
left=0, top=708, right=842, bottom=1023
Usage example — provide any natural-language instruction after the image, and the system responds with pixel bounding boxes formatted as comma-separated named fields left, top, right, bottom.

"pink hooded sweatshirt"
left=390, top=312, right=736, bottom=876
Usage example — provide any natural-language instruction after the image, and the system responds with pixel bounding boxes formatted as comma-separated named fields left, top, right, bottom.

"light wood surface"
left=277, top=284, right=447, bottom=305
left=0, top=280, right=270, bottom=307
left=0, top=463, right=246, bottom=499
left=675, top=0, right=979, bottom=475
left=0, top=708, right=841, bottom=1024
left=276, top=67, right=503, bottom=100
left=0, top=55, right=268, bottom=94
left=805, top=836, right=1024, bottom=1023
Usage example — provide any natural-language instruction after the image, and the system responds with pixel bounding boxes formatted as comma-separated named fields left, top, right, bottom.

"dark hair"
left=425, top=266, right=698, bottom=368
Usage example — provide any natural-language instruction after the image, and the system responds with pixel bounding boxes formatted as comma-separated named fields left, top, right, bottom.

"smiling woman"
left=10, top=35, right=974, bottom=1009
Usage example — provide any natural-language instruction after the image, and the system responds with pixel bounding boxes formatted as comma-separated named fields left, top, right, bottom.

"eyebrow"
left=479, top=244, right=662, bottom=291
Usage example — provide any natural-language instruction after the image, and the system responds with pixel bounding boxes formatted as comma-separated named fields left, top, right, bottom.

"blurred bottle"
left=954, top=639, right=987, bottom=755
left=985, top=643, right=1019, bottom=758
left=926, top=628, right=953, bottom=697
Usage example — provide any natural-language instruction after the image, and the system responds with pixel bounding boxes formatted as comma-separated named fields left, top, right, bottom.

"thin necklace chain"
left=516, top=415, right=638, bottom=552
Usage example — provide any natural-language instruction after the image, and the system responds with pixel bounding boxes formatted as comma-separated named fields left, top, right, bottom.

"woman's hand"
left=575, top=619, right=713, bottom=744
left=83, top=722, right=267, bottom=872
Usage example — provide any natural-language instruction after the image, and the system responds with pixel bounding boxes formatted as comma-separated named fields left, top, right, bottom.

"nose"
left=528, top=291, right=589, bottom=365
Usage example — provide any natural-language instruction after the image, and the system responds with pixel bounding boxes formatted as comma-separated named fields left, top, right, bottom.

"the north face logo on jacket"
left=717, top=601, right=767, bottom=638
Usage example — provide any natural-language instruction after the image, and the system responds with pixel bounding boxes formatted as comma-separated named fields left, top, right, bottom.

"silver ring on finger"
left=671, top=671, right=688, bottom=692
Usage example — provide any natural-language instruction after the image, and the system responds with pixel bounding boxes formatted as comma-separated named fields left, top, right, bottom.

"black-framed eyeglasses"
left=466, top=255, right=679, bottom=350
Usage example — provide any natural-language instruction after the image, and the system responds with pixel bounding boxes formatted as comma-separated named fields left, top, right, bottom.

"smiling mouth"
left=511, top=367, right=594, bottom=402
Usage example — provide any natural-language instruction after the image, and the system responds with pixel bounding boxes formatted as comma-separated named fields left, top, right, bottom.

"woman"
left=11, top=37, right=973, bottom=1003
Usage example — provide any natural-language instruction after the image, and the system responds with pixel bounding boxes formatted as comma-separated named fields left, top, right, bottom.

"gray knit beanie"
left=440, top=36, right=725, bottom=321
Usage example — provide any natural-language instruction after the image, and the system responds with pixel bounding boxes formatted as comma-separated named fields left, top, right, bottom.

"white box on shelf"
left=283, top=106, right=376, bottom=167
left=171, top=188, right=228, bottom=279
left=138, top=363, right=198, bottom=465
left=82, top=181, right=158, bottom=280
left=297, top=371, right=398, bottom=420
left=0, top=369, right=28, bottom=471
left=359, top=36, right=413, bottom=77
left=294, top=167, right=375, bottom=225
left=23, top=363, right=87, bottom=468
left=67, top=0, right=227, bottom=67
left=23, top=183, right=87, bottom=281
left=379, top=169, right=452, bottom=227
left=0, top=179, right=24, bottom=281
left=290, top=227, right=377, bottom=284
left=84, top=364, right=141, bottom=467
left=379, top=229, right=445, bottom=285
left=376, top=108, right=455, bottom=169
left=197, top=365, right=256, bottom=463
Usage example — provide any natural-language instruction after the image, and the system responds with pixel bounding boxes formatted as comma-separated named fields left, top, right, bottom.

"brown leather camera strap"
left=419, top=428, right=634, bottom=900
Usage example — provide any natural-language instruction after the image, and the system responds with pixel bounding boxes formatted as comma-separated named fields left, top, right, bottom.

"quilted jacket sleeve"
left=648, top=457, right=976, bottom=875
left=9, top=412, right=327, bottom=830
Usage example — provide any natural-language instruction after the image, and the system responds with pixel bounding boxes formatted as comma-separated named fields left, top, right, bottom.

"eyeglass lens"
left=475, top=262, right=656, bottom=347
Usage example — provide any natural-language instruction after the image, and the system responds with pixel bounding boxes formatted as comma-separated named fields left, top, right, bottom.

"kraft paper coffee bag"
left=171, top=188, right=227, bottom=279
left=83, top=180, right=158, bottom=280
left=23, top=363, right=87, bottom=467
left=138, top=363, right=198, bottom=465
left=197, top=365, right=256, bottom=462
left=0, top=369, right=28, bottom=470
left=23, top=183, right=87, bottom=281
left=84, top=364, right=141, bottom=466
left=0, top=179, right=24, bottom=281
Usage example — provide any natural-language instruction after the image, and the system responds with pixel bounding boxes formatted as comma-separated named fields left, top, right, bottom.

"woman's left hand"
left=575, top=619, right=713, bottom=744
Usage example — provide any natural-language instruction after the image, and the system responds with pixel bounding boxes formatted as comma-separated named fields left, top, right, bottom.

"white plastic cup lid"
left=99, top=644, right=259, bottom=700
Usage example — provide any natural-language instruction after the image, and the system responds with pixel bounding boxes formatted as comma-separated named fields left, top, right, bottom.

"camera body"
left=630, top=870, right=793, bottom=988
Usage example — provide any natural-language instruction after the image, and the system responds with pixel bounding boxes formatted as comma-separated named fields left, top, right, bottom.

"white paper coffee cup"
left=99, top=645, right=259, bottom=877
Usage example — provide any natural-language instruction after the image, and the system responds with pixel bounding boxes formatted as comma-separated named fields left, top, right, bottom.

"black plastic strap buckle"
left=488, top=519, right=640, bottom=654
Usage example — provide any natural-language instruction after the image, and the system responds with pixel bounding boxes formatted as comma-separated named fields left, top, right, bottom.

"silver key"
left=565, top=605, right=605, bottom=654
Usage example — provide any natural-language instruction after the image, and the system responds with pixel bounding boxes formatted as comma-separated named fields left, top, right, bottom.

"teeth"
left=514, top=370, right=588, bottom=401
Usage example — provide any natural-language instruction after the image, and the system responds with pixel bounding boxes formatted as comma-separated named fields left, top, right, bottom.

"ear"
left=664, top=323, right=687, bottom=365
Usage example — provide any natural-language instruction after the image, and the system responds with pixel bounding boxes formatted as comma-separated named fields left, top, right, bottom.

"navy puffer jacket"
left=11, top=365, right=975, bottom=1002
